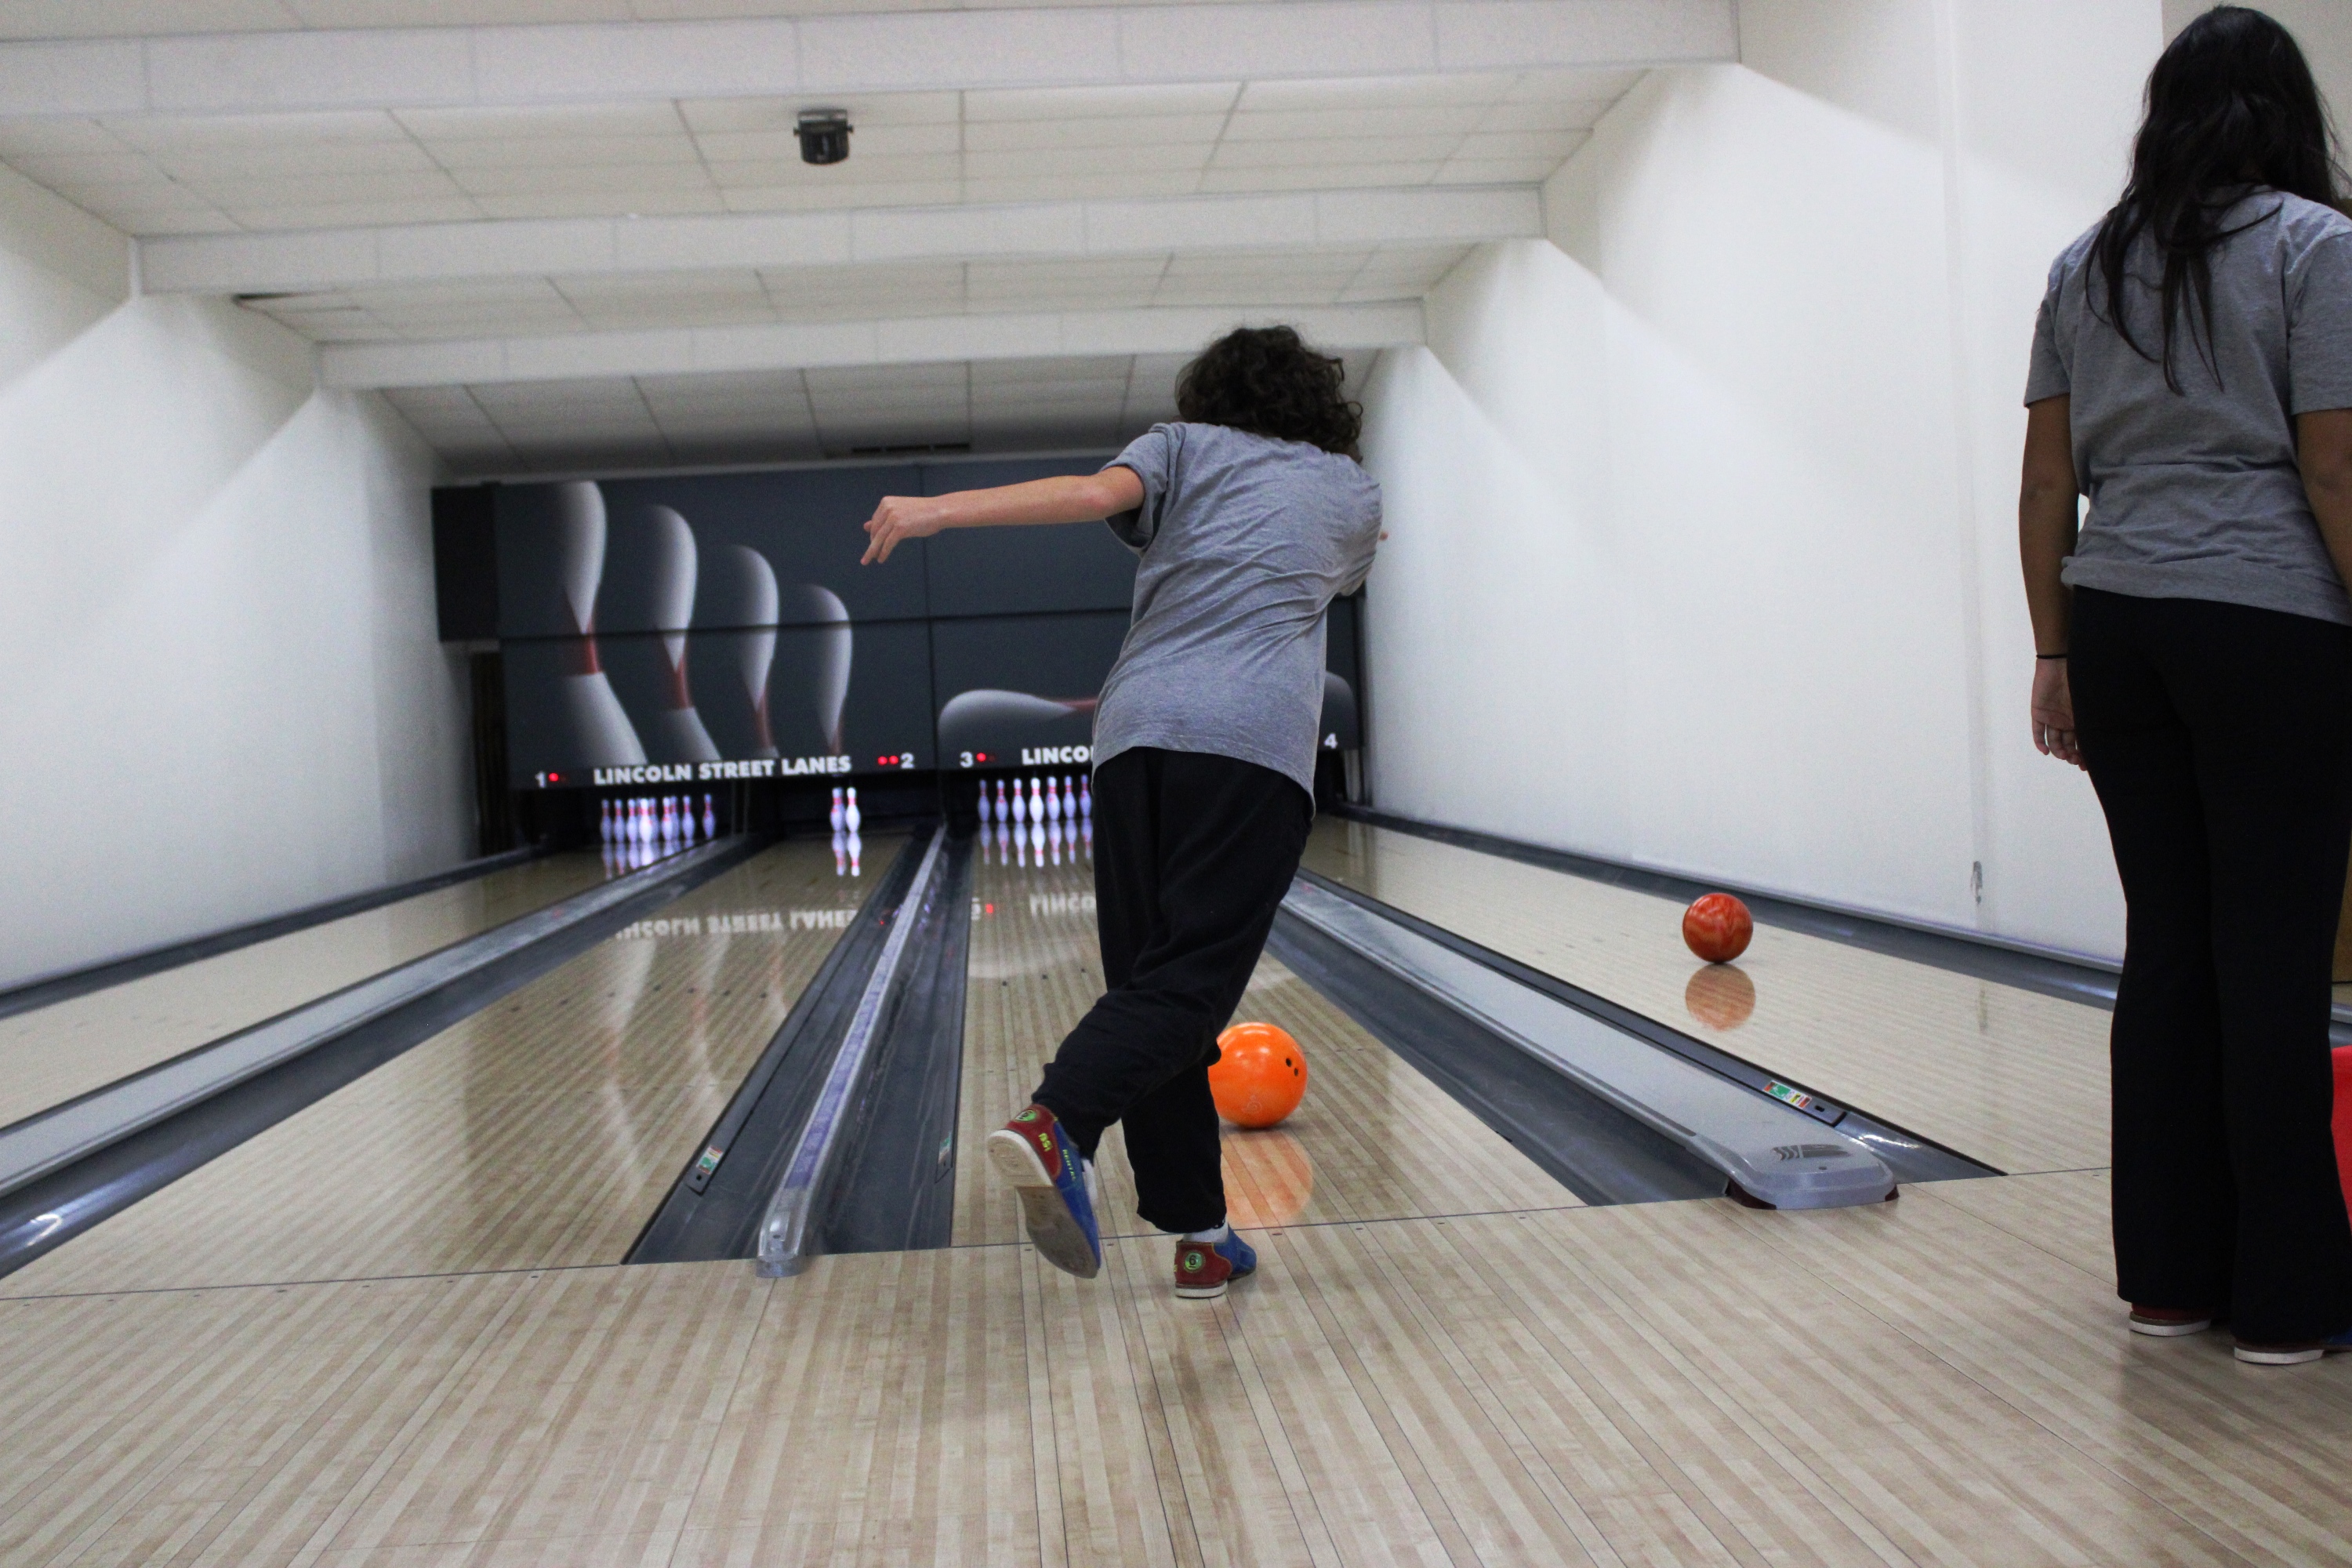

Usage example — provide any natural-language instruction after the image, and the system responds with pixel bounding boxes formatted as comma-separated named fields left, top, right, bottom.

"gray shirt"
left=1092, top=422, right=1382, bottom=797
left=2027, top=190, right=2352, bottom=624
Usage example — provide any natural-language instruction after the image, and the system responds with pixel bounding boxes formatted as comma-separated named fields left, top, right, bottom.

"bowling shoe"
left=2233, top=1325, right=2352, bottom=1366
left=2127, top=1305, right=2216, bottom=1338
left=987, top=1105, right=1102, bottom=1279
left=1174, top=1230, right=1257, bottom=1300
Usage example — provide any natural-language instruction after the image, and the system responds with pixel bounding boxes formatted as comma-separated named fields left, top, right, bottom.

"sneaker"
left=2129, top=1305, right=2216, bottom=1338
left=986, top=1105, right=1102, bottom=1279
left=1174, top=1231, right=1257, bottom=1300
left=2233, top=1326, right=2352, bottom=1366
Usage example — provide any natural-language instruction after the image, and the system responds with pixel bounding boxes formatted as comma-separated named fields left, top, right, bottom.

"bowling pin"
left=664, top=797, right=678, bottom=844
left=996, top=779, right=1011, bottom=822
left=1029, top=778, right=1044, bottom=823
left=844, top=787, right=862, bottom=833
left=848, top=831, right=862, bottom=877
left=1050, top=777, right=1066, bottom=822
left=598, top=800, right=612, bottom=842
left=977, top=782, right=993, bottom=824
left=702, top=793, right=717, bottom=838
left=1080, top=776, right=1093, bottom=818
left=829, top=786, right=845, bottom=833
left=832, top=829, right=847, bottom=877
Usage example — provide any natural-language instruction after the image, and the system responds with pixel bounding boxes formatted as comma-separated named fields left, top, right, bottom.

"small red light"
left=548, top=771, right=561, bottom=782
left=976, top=752, right=989, bottom=762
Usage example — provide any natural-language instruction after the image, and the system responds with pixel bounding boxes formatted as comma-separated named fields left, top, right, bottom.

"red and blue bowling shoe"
left=987, top=1105, right=1102, bottom=1279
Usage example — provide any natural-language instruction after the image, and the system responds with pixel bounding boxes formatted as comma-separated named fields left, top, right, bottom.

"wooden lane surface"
left=0, top=838, right=901, bottom=1298
left=950, top=838, right=1577, bottom=1251
left=0, top=851, right=622, bottom=1131
left=1304, top=819, right=2111, bottom=1175
left=8, top=1170, right=2350, bottom=1565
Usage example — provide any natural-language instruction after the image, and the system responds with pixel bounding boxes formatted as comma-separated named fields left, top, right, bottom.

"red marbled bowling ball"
left=1682, top=893, right=1754, bottom=964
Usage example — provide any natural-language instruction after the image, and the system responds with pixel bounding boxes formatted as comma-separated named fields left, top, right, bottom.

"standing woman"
left=2020, top=6, right=2352, bottom=1364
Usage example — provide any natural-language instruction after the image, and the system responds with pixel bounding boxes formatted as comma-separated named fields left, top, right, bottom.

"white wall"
left=1358, top=0, right=2165, bottom=958
left=0, top=165, right=470, bottom=989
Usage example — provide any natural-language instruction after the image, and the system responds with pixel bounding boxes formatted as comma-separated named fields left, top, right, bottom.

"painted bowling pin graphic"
left=844, top=787, right=862, bottom=833
left=773, top=583, right=853, bottom=756
left=548, top=481, right=647, bottom=766
left=698, top=544, right=781, bottom=759
left=638, top=505, right=720, bottom=763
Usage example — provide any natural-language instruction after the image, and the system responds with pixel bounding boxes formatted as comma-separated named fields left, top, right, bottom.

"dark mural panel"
left=503, top=620, right=935, bottom=787
left=931, top=612, right=1131, bottom=771
left=919, top=456, right=1140, bottom=618
left=493, top=466, right=926, bottom=641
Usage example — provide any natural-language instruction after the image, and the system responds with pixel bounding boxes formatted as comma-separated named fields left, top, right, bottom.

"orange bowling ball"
left=1210, top=1022, right=1308, bottom=1129
left=1682, top=892, right=1753, bottom=964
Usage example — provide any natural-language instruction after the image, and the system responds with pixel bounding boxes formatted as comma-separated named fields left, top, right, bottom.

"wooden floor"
left=0, top=839, right=898, bottom=1297
left=1304, top=819, right=2111, bottom=1175
left=9, top=1170, right=2352, bottom=1566
left=0, top=851, right=620, bottom=1132
left=951, top=832, right=1577, bottom=1250
left=10, top=826, right=2351, bottom=1566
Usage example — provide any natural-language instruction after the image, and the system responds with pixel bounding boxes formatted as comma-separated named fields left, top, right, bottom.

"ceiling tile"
left=962, top=114, right=1224, bottom=153
left=448, top=162, right=712, bottom=198
left=393, top=102, right=687, bottom=141
left=423, top=133, right=702, bottom=170
left=1236, top=73, right=1516, bottom=114
left=218, top=196, right=486, bottom=230
left=1196, top=162, right=1443, bottom=194
left=1221, top=107, right=1487, bottom=142
left=472, top=187, right=727, bottom=219
left=721, top=180, right=962, bottom=213
left=1210, top=135, right=1464, bottom=170
left=964, top=83, right=1241, bottom=122
left=959, top=171, right=1200, bottom=205
left=102, top=111, right=407, bottom=152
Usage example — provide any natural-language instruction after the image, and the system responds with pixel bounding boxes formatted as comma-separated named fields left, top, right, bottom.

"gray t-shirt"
left=2026, top=190, right=2352, bottom=623
left=1092, top=422, right=1382, bottom=798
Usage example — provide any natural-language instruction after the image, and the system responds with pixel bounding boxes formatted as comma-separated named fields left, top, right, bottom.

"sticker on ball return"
left=1210, top=1022, right=1309, bottom=1129
left=1682, top=892, right=1754, bottom=964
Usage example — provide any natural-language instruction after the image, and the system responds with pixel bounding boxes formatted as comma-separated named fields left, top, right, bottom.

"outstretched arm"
left=860, top=468, right=1146, bottom=564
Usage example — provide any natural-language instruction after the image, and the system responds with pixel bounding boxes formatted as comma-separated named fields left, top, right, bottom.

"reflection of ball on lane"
left=1221, top=1129, right=1314, bottom=1228
left=1210, top=1022, right=1308, bottom=1128
left=1682, top=892, right=1753, bottom=964
left=1683, top=964, right=1757, bottom=1030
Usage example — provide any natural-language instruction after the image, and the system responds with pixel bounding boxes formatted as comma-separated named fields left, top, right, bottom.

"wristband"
left=2036, top=652, right=2067, bottom=660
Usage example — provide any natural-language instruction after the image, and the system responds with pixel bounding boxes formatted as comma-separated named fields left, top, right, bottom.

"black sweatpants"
left=2071, top=586, right=2352, bottom=1343
left=1032, top=747, right=1313, bottom=1235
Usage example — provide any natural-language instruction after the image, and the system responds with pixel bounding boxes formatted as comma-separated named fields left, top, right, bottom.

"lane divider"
left=0, top=838, right=746, bottom=1203
left=756, top=829, right=948, bottom=1278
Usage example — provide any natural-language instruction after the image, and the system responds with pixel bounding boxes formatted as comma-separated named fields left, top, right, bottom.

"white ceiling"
left=383, top=347, right=1302, bottom=475
left=247, top=242, right=1472, bottom=342
left=0, top=0, right=1277, bottom=39
left=0, top=5, right=1662, bottom=474
left=0, top=73, right=1624, bottom=238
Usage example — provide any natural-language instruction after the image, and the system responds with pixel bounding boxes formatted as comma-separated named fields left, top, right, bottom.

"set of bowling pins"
left=601, top=793, right=717, bottom=852
left=829, top=786, right=863, bottom=878
left=977, top=774, right=1091, bottom=828
left=977, top=774, right=1092, bottom=869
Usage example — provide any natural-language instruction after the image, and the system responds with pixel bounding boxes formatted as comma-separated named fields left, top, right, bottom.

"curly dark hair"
left=1174, top=325, right=1363, bottom=459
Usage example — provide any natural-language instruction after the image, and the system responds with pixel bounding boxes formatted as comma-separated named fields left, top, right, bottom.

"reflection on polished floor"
left=0, top=851, right=619, bottom=1131
left=0, top=839, right=896, bottom=1296
left=5, top=827, right=2351, bottom=1566
left=1304, top=818, right=2113, bottom=1175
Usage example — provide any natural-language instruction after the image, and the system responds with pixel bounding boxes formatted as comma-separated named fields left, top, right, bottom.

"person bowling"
left=860, top=325, right=1381, bottom=1298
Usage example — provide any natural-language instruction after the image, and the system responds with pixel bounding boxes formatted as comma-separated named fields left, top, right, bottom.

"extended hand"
left=2030, top=659, right=2084, bottom=769
left=861, top=495, right=949, bottom=564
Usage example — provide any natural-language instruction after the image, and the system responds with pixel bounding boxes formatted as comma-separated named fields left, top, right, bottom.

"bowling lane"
left=1304, top=818, right=2109, bottom=1174
left=1, top=837, right=902, bottom=1298
left=951, top=826, right=1579, bottom=1250
left=0, top=849, right=626, bottom=1131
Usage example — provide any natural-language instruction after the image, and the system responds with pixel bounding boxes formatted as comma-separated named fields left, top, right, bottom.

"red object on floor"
left=1682, top=892, right=1754, bottom=964
left=2335, top=1046, right=2352, bottom=1222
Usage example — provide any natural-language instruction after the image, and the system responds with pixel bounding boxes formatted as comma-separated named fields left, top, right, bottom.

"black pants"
left=1032, top=747, right=1312, bottom=1234
left=2071, top=587, right=2352, bottom=1341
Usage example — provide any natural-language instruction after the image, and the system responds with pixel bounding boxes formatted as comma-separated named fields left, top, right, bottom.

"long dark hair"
left=2095, top=8, right=2344, bottom=390
left=1175, top=326, right=1362, bottom=459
